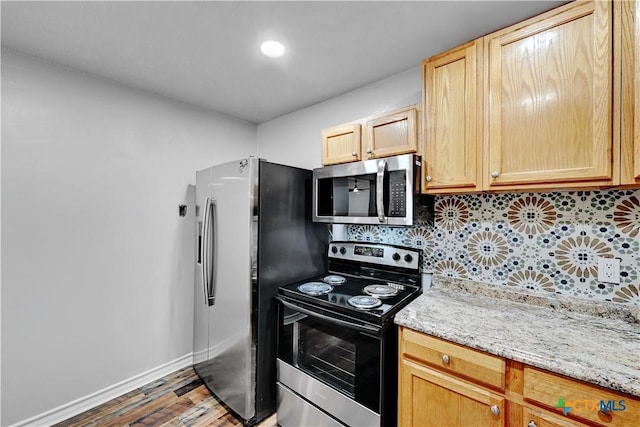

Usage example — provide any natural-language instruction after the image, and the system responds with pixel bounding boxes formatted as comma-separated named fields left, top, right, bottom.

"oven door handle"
left=278, top=298, right=380, bottom=334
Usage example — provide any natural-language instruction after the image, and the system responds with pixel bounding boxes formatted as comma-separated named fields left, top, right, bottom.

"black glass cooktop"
left=278, top=273, right=421, bottom=325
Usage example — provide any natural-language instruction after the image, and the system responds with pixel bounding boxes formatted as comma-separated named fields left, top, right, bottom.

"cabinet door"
left=485, top=0, right=613, bottom=190
left=423, top=39, right=483, bottom=193
left=321, top=123, right=361, bottom=165
left=522, top=406, right=587, bottom=427
left=399, top=359, right=505, bottom=427
left=364, top=106, right=418, bottom=160
left=620, top=0, right=640, bottom=185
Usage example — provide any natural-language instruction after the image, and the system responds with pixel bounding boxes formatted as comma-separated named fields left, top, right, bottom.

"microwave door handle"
left=277, top=298, right=379, bottom=334
left=200, top=197, right=212, bottom=305
left=376, top=158, right=387, bottom=223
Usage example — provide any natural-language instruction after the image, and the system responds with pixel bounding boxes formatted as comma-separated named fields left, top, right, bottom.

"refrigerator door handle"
left=201, top=196, right=217, bottom=306
left=208, top=197, right=218, bottom=306
left=201, top=197, right=212, bottom=305
left=376, top=158, right=387, bottom=223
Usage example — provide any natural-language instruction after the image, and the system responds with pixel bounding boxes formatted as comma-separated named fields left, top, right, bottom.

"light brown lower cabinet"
left=399, top=358, right=505, bottom=427
left=398, top=327, right=640, bottom=427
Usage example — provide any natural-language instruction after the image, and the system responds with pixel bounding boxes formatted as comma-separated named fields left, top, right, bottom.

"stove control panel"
left=328, top=241, right=421, bottom=270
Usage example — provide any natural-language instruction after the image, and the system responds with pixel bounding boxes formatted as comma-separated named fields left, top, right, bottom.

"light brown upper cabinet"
left=321, top=123, right=362, bottom=165
left=485, top=0, right=613, bottom=191
left=619, top=0, right=640, bottom=185
left=321, top=105, right=419, bottom=166
left=420, top=0, right=638, bottom=194
left=423, top=40, right=483, bottom=193
left=364, top=105, right=418, bottom=160
left=484, top=1, right=614, bottom=190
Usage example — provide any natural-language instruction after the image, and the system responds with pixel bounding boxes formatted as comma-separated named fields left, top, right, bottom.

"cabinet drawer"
left=400, top=328, right=506, bottom=390
left=523, top=367, right=640, bottom=426
left=522, top=405, right=587, bottom=427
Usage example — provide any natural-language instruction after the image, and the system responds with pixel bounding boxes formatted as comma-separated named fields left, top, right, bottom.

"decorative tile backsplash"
left=347, top=190, right=640, bottom=305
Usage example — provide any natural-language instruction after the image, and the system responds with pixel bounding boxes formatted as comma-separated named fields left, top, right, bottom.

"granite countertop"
left=394, top=277, right=640, bottom=398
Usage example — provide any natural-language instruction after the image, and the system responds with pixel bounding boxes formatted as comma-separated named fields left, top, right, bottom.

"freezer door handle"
left=201, top=197, right=217, bottom=306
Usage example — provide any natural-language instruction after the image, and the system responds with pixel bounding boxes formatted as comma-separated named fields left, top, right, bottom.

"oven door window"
left=279, top=304, right=381, bottom=413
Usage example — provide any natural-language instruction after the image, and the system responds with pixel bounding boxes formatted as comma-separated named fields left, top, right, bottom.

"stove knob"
left=331, top=246, right=338, bottom=254
left=340, top=247, right=347, bottom=255
left=392, top=253, right=401, bottom=261
left=404, top=254, right=413, bottom=263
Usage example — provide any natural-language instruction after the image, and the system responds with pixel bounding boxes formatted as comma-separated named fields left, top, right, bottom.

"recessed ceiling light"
left=261, top=40, right=285, bottom=58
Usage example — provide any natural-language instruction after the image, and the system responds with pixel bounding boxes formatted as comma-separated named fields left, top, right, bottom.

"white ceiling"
left=2, top=1, right=566, bottom=124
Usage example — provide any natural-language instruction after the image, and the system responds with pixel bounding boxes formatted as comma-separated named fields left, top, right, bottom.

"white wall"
left=1, top=49, right=257, bottom=426
left=257, top=67, right=422, bottom=170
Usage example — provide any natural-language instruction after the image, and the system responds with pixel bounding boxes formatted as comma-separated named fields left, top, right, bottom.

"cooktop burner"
left=348, top=295, right=382, bottom=309
left=363, top=284, right=399, bottom=298
left=322, top=274, right=346, bottom=285
left=297, top=282, right=333, bottom=296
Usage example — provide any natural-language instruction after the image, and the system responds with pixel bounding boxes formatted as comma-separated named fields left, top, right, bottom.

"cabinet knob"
left=527, top=421, right=537, bottom=427
left=351, top=151, right=358, bottom=157
left=425, top=175, right=432, bottom=182
left=491, top=171, right=500, bottom=178
left=598, top=410, right=613, bottom=421
left=441, top=354, right=450, bottom=365
left=490, top=405, right=500, bottom=416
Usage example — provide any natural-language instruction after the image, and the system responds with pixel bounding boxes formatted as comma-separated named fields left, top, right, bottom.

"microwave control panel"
left=388, top=171, right=406, bottom=217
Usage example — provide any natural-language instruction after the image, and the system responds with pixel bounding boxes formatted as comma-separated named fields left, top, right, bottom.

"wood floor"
left=53, top=367, right=278, bottom=427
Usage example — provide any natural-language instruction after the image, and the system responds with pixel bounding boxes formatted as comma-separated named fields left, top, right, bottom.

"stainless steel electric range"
left=276, top=241, right=422, bottom=427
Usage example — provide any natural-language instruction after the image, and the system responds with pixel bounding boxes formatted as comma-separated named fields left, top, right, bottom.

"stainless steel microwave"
left=312, top=154, right=421, bottom=225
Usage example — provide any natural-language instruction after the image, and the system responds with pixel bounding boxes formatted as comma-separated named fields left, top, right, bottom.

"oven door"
left=277, top=297, right=381, bottom=426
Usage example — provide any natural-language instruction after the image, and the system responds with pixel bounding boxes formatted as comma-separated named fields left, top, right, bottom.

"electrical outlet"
left=597, top=257, right=621, bottom=284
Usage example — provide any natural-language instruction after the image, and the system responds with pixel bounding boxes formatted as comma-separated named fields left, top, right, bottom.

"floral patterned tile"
left=347, top=189, right=640, bottom=306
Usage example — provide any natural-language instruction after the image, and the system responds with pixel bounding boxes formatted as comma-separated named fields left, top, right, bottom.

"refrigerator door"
left=199, top=158, right=257, bottom=421
left=194, top=158, right=328, bottom=425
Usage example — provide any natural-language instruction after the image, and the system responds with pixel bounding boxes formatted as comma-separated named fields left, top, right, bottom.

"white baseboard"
left=10, top=353, right=194, bottom=427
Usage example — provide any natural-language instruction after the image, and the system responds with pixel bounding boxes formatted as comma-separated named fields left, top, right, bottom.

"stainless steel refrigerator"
left=193, top=157, right=328, bottom=425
